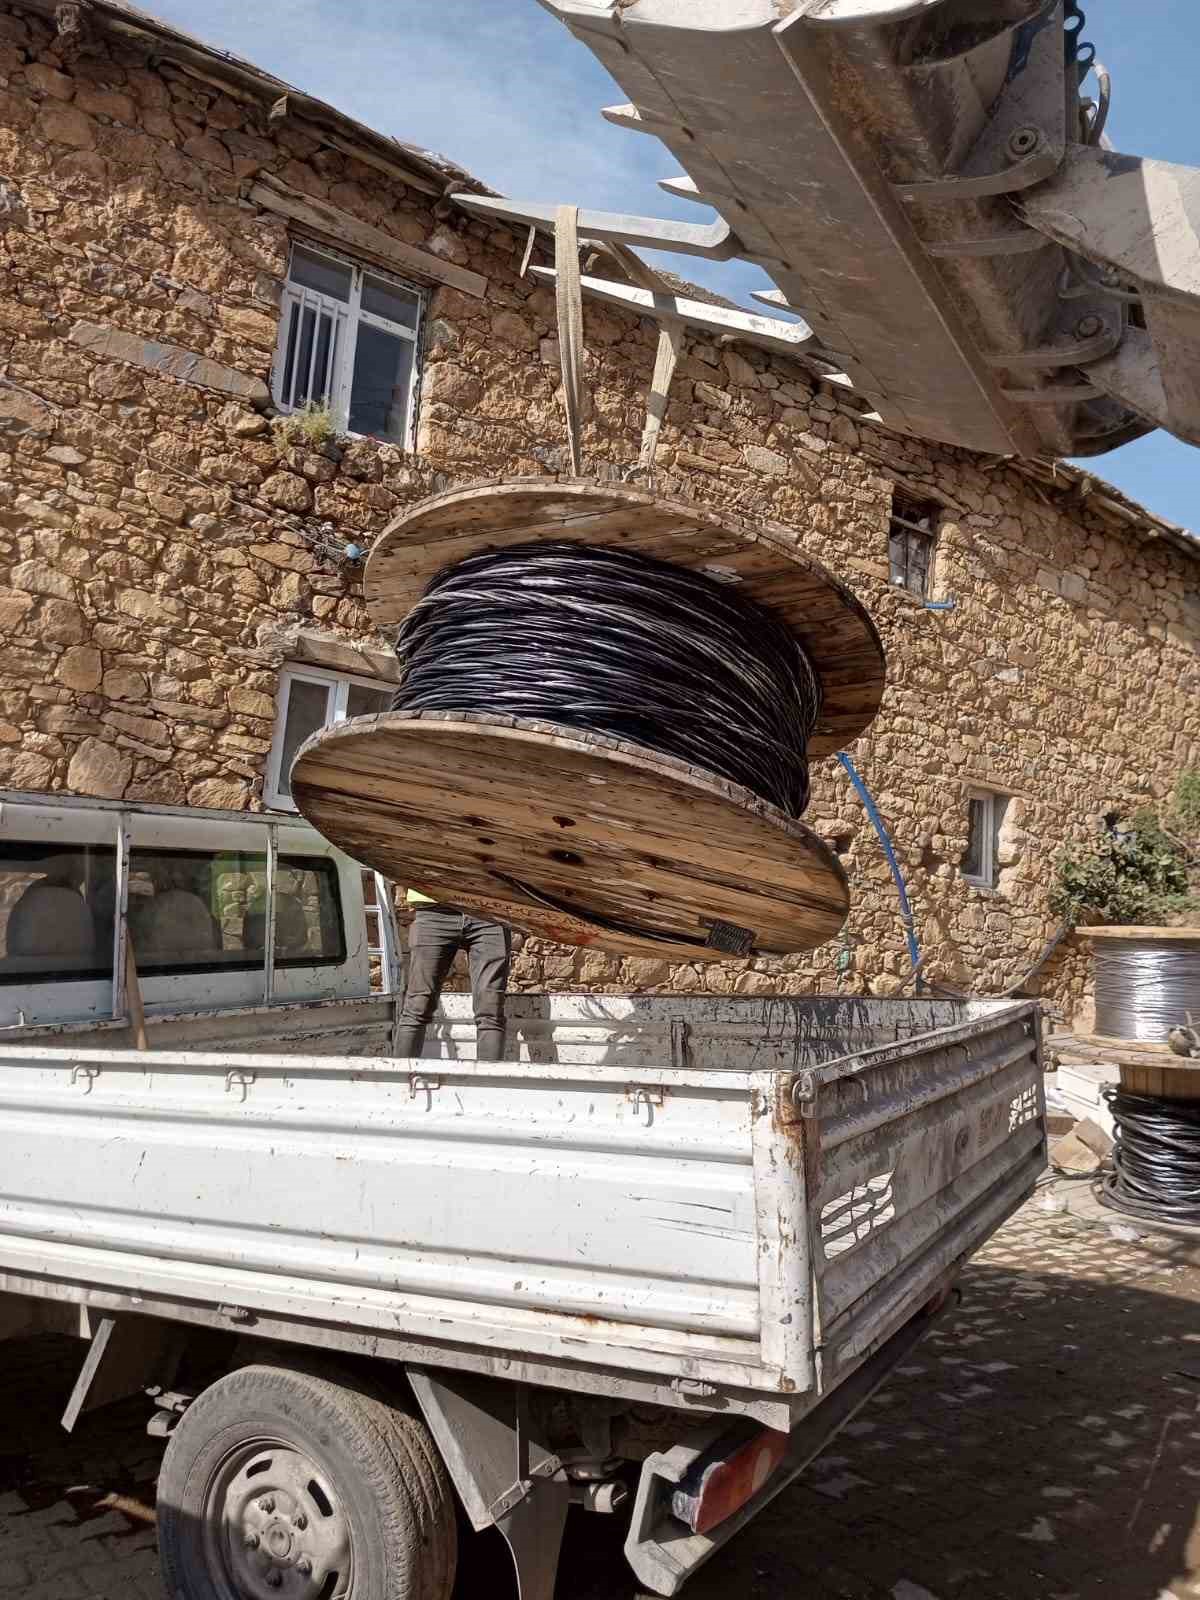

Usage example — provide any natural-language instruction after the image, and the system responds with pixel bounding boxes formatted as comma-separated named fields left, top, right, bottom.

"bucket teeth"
left=520, top=0, right=1200, bottom=457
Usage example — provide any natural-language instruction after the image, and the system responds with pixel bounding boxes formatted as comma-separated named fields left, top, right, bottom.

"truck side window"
left=129, top=848, right=346, bottom=974
left=0, top=842, right=117, bottom=985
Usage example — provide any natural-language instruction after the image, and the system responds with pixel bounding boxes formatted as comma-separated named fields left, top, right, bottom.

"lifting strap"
left=598, top=239, right=686, bottom=470
left=554, top=205, right=586, bottom=476
left=639, top=320, right=684, bottom=469
left=552, top=215, right=686, bottom=474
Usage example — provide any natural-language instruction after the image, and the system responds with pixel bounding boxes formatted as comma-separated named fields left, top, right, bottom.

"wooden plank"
left=321, top=132, right=443, bottom=196
left=292, top=713, right=849, bottom=963
left=248, top=177, right=488, bottom=299
left=364, top=479, right=886, bottom=757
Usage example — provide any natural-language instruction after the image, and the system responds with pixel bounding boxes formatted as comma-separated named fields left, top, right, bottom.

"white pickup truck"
left=0, top=789, right=1046, bottom=1600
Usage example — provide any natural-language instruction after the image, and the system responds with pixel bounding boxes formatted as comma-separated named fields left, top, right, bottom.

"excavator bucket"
left=456, top=1, right=1200, bottom=460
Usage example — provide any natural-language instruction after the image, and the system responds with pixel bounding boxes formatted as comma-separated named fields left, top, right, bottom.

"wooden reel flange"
left=291, top=479, right=887, bottom=962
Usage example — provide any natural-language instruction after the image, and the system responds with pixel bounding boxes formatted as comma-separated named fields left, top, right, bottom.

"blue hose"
left=836, top=752, right=924, bottom=990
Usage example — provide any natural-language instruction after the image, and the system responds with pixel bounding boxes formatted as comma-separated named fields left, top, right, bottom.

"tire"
left=157, top=1361, right=457, bottom=1600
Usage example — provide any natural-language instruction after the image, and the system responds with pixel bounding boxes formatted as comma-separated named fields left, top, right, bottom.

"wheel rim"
left=203, top=1436, right=353, bottom=1600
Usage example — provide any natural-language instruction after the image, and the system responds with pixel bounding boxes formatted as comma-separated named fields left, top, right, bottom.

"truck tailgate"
left=803, top=1001, right=1045, bottom=1383
left=0, top=996, right=1044, bottom=1422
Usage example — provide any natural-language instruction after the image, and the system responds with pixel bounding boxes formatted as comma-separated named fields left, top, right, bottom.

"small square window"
left=272, top=676, right=333, bottom=805
left=961, top=790, right=1010, bottom=889
left=265, top=666, right=395, bottom=811
left=888, top=492, right=939, bottom=599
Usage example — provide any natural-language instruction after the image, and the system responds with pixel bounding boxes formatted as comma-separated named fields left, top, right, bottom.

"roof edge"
left=23, top=1, right=1198, bottom=565
left=1017, top=457, right=1200, bottom=567
left=17, top=0, right=497, bottom=200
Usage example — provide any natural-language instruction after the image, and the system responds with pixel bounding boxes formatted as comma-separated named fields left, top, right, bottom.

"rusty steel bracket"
left=487, top=1451, right=564, bottom=1522
left=790, top=1069, right=821, bottom=1118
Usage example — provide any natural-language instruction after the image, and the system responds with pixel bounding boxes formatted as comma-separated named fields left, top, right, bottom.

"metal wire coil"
left=390, top=540, right=823, bottom=818
left=1093, top=937, right=1200, bottom=1041
left=1100, top=1089, right=1200, bottom=1227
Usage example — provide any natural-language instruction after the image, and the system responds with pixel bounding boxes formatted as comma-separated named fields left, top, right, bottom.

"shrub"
left=1175, top=768, right=1200, bottom=830
left=1051, top=814, right=1193, bottom=926
left=271, top=402, right=336, bottom=450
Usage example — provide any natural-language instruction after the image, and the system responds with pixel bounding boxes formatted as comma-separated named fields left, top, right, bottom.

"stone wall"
left=0, top=1, right=1197, bottom=1019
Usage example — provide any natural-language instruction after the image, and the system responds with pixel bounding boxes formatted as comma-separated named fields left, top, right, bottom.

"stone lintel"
left=258, top=623, right=401, bottom=684
left=68, top=321, right=271, bottom=407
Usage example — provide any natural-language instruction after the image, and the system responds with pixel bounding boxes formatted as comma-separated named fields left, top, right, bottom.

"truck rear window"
left=128, top=848, right=345, bottom=974
left=0, top=842, right=116, bottom=985
left=0, top=842, right=345, bottom=983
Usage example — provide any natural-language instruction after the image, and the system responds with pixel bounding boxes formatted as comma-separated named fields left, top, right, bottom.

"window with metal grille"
left=961, top=789, right=1010, bottom=889
left=272, top=241, right=423, bottom=447
left=888, top=492, right=939, bottom=598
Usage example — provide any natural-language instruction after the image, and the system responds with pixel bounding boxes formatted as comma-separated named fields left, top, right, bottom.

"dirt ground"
left=3, top=1192, right=1200, bottom=1600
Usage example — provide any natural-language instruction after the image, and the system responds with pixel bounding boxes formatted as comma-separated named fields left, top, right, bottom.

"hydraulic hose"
left=836, top=752, right=923, bottom=991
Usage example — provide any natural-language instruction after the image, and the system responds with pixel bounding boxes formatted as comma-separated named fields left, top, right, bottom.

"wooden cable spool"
left=291, top=478, right=887, bottom=962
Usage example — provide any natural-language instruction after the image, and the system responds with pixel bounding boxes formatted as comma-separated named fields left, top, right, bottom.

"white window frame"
left=962, top=789, right=1008, bottom=890
left=272, top=239, right=423, bottom=450
left=264, top=664, right=394, bottom=812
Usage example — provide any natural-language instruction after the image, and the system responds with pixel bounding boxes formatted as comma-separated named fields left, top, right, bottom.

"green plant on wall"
left=1176, top=769, right=1200, bottom=830
left=1050, top=771, right=1200, bottom=926
left=271, top=402, right=337, bottom=450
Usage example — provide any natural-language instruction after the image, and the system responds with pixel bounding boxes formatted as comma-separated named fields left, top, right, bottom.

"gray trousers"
left=395, top=905, right=512, bottom=1062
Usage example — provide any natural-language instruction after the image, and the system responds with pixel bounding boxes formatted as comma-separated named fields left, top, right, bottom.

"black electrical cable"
left=1099, top=1089, right=1200, bottom=1227
left=390, top=541, right=823, bottom=819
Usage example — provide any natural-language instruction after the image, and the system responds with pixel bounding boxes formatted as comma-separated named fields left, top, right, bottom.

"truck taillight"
left=671, top=1428, right=789, bottom=1536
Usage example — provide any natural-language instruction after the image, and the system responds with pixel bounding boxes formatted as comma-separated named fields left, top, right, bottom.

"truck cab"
left=0, top=790, right=401, bottom=1050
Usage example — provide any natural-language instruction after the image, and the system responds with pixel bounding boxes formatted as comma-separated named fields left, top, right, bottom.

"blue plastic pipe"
left=836, top=752, right=923, bottom=990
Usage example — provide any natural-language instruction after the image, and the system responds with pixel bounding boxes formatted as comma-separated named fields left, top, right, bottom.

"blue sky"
left=147, top=0, right=1197, bottom=531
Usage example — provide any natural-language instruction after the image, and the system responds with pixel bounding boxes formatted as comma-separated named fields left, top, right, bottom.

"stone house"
left=0, top=0, right=1197, bottom=1019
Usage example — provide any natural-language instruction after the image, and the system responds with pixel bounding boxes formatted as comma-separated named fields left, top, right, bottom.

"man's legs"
left=463, top=916, right=512, bottom=1063
left=394, top=907, right=461, bottom=1059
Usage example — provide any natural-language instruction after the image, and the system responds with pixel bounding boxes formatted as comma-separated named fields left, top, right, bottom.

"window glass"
left=887, top=529, right=908, bottom=585
left=282, top=303, right=340, bottom=413
left=346, top=683, right=393, bottom=720
left=361, top=272, right=421, bottom=329
left=0, top=842, right=116, bottom=985
left=271, top=859, right=346, bottom=966
left=349, top=325, right=415, bottom=442
left=276, top=678, right=332, bottom=801
left=906, top=533, right=930, bottom=595
left=991, top=795, right=1010, bottom=875
left=280, top=304, right=301, bottom=407
left=961, top=797, right=987, bottom=882
left=290, top=244, right=352, bottom=302
left=129, top=848, right=345, bottom=974
left=888, top=494, right=939, bottom=599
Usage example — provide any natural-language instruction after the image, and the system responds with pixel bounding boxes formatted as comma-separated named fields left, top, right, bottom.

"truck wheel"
left=157, top=1362, right=457, bottom=1600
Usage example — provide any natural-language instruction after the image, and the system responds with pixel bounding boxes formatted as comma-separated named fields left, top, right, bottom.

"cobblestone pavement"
left=3, top=1194, right=1200, bottom=1600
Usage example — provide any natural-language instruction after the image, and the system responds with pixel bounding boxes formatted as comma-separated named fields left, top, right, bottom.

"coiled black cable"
left=1100, top=1089, right=1200, bottom=1227
left=390, top=541, right=822, bottom=818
